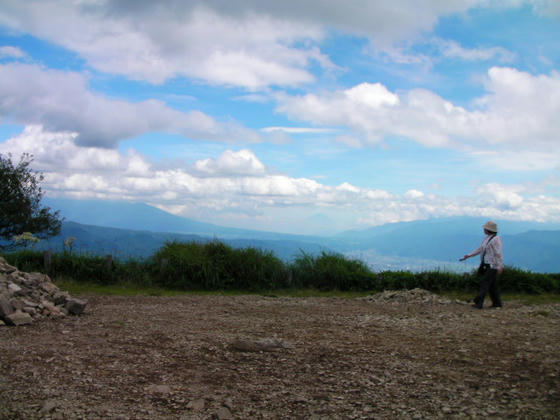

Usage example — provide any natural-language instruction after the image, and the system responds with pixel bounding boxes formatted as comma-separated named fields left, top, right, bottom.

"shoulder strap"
left=482, top=234, right=497, bottom=260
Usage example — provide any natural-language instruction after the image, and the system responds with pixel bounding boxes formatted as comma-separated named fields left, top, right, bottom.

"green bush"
left=500, top=266, right=560, bottom=294
left=152, top=240, right=288, bottom=290
left=413, top=270, right=476, bottom=292
left=1, top=249, right=155, bottom=285
left=2, top=245, right=559, bottom=294
left=377, top=270, right=415, bottom=291
left=290, top=251, right=378, bottom=291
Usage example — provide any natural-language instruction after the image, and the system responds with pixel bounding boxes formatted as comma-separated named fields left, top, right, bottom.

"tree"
left=0, top=153, right=62, bottom=249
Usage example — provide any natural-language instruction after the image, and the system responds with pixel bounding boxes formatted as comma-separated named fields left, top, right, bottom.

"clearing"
left=1, top=290, right=559, bottom=419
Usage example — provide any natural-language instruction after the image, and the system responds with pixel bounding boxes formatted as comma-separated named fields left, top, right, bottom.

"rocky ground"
left=1, top=289, right=559, bottom=419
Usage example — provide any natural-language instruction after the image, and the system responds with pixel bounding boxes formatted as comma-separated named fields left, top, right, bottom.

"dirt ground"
left=1, top=291, right=559, bottom=419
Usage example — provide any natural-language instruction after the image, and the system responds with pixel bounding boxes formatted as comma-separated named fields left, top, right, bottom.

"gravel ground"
left=1, top=291, right=559, bottom=419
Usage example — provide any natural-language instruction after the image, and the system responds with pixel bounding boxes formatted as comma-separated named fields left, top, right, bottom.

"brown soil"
left=1, top=292, right=559, bottom=419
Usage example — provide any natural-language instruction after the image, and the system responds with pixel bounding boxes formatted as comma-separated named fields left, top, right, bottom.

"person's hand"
left=459, top=255, right=469, bottom=261
left=497, top=268, right=503, bottom=277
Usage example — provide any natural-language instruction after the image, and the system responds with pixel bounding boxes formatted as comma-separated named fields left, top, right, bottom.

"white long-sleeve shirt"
left=468, top=234, right=504, bottom=269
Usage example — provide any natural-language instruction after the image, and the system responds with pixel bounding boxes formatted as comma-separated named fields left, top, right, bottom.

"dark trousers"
left=474, top=268, right=502, bottom=308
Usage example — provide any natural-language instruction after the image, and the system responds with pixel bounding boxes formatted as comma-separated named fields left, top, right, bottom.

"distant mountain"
left=40, top=198, right=560, bottom=272
left=333, top=217, right=560, bottom=273
left=38, top=221, right=328, bottom=262
left=505, top=230, right=560, bottom=273
left=44, top=197, right=323, bottom=243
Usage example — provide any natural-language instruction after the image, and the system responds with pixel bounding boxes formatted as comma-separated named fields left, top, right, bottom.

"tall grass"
left=152, top=240, right=288, bottom=290
left=2, top=241, right=559, bottom=294
left=290, top=251, right=377, bottom=290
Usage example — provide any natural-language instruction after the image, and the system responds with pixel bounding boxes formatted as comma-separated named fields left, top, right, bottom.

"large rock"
left=65, top=298, right=87, bottom=315
left=5, top=310, right=33, bottom=326
left=0, top=295, right=14, bottom=318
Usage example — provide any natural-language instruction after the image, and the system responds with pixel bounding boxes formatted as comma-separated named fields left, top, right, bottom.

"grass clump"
left=290, top=251, right=378, bottom=291
left=3, top=241, right=560, bottom=296
left=152, top=240, right=288, bottom=291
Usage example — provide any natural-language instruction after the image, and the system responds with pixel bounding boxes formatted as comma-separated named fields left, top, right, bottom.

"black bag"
left=477, top=234, right=496, bottom=275
left=477, top=262, right=490, bottom=276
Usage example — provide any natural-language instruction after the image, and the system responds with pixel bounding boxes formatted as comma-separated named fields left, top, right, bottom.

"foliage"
left=0, top=153, right=62, bottom=249
left=2, top=241, right=559, bottom=294
left=152, top=240, right=288, bottom=290
left=12, top=231, right=41, bottom=249
left=500, top=266, right=560, bottom=294
left=2, top=249, right=155, bottom=286
left=290, top=251, right=377, bottom=290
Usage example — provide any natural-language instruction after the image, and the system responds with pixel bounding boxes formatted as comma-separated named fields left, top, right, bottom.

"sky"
left=0, top=0, right=559, bottom=235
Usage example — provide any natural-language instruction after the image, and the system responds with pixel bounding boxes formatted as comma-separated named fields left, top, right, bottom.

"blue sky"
left=1, top=0, right=559, bottom=235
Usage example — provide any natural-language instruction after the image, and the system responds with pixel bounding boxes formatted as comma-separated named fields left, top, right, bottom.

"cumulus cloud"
left=275, top=67, right=560, bottom=154
left=275, top=82, right=470, bottom=147
left=0, top=63, right=261, bottom=147
left=0, top=45, right=26, bottom=58
left=2, top=125, right=558, bottom=232
left=476, top=183, right=525, bottom=210
left=0, top=0, right=512, bottom=88
left=0, top=1, right=329, bottom=88
left=192, top=149, right=266, bottom=177
left=405, top=189, right=425, bottom=199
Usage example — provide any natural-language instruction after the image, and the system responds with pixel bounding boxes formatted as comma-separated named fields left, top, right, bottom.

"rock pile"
left=362, top=288, right=461, bottom=305
left=0, top=257, right=87, bottom=326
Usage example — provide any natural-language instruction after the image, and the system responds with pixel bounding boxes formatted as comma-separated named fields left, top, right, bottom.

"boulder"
left=215, top=407, right=233, bottom=420
left=5, top=310, right=33, bottom=326
left=65, top=298, right=87, bottom=315
left=0, top=295, right=14, bottom=318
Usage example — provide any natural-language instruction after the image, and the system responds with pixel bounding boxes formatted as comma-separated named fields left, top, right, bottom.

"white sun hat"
left=483, top=221, right=498, bottom=233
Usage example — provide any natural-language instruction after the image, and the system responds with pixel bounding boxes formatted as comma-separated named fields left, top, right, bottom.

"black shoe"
left=472, top=304, right=483, bottom=309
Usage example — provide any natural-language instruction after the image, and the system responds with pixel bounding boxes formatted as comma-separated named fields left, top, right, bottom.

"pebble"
left=187, top=399, right=205, bottom=410
left=215, top=406, right=233, bottom=419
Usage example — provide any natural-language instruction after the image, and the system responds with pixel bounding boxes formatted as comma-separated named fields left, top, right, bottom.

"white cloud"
left=0, top=63, right=261, bottom=147
left=193, top=149, right=266, bottom=177
left=0, top=45, right=26, bottom=58
left=0, top=0, right=502, bottom=88
left=476, top=183, right=525, bottom=210
left=435, top=39, right=515, bottom=62
left=261, top=127, right=338, bottom=134
left=275, top=67, right=560, bottom=154
left=275, top=83, right=468, bottom=147
left=470, top=149, right=560, bottom=171
left=3, top=126, right=559, bottom=231
left=344, top=83, right=400, bottom=108
left=473, top=67, right=560, bottom=147
left=0, top=1, right=327, bottom=88
left=405, top=189, right=425, bottom=199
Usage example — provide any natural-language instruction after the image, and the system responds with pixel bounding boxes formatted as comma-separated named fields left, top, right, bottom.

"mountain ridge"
left=39, top=198, right=560, bottom=272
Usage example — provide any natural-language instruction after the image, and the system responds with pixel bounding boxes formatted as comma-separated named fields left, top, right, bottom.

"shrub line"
left=2, top=241, right=559, bottom=294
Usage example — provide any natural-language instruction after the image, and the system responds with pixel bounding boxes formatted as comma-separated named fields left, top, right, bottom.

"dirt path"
left=1, top=293, right=559, bottom=419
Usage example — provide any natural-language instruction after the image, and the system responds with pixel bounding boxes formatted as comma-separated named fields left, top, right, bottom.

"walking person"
left=460, top=221, right=504, bottom=309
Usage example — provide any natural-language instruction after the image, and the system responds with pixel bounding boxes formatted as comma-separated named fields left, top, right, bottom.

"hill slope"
left=39, top=221, right=328, bottom=262
left=41, top=198, right=560, bottom=272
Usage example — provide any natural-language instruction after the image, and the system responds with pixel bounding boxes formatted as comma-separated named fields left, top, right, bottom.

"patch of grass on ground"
left=54, top=281, right=370, bottom=298
left=261, top=289, right=370, bottom=298
left=442, top=291, right=560, bottom=305
left=54, top=279, right=189, bottom=297
left=54, top=279, right=560, bottom=304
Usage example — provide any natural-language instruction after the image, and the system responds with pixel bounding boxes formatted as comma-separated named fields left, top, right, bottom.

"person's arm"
left=460, top=245, right=482, bottom=261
